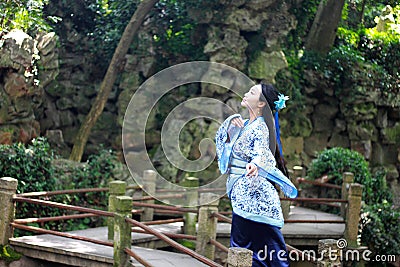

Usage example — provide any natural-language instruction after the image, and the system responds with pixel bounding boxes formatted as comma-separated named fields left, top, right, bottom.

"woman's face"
left=241, top=84, right=264, bottom=113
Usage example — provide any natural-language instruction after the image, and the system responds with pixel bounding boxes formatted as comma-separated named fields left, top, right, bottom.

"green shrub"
left=0, top=0, right=59, bottom=35
left=307, top=147, right=392, bottom=205
left=0, top=138, right=116, bottom=234
left=0, top=138, right=62, bottom=235
left=360, top=201, right=400, bottom=256
left=308, top=148, right=365, bottom=194
left=0, top=137, right=56, bottom=194
left=307, top=147, right=398, bottom=256
left=66, top=148, right=115, bottom=213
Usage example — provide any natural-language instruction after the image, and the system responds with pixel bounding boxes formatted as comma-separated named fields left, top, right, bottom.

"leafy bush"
left=0, top=0, right=59, bottom=35
left=0, top=137, right=57, bottom=194
left=334, top=18, right=400, bottom=98
left=66, top=148, right=116, bottom=212
left=0, top=137, right=61, bottom=235
left=360, top=201, right=400, bottom=256
left=50, top=0, right=206, bottom=66
left=307, top=147, right=369, bottom=184
left=307, top=147, right=399, bottom=256
left=307, top=147, right=391, bottom=205
left=0, top=138, right=117, bottom=234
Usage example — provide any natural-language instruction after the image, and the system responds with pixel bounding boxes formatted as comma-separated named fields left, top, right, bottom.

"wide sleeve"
left=249, top=122, right=276, bottom=171
left=215, top=114, right=241, bottom=173
left=215, top=114, right=240, bottom=159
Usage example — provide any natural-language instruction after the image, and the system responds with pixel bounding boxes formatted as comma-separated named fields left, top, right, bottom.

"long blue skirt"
left=230, top=212, right=289, bottom=267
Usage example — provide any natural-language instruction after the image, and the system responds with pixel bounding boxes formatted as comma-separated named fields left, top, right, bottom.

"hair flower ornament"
left=274, top=94, right=289, bottom=111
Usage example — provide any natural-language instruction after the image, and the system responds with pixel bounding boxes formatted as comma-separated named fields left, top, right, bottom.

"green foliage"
left=152, top=0, right=207, bottom=66
left=0, top=0, right=59, bottom=35
left=0, top=139, right=116, bottom=235
left=0, top=245, right=22, bottom=264
left=275, top=52, right=308, bottom=137
left=286, top=22, right=399, bottom=104
left=86, top=0, right=139, bottom=60
left=307, top=147, right=398, bottom=255
left=53, top=0, right=206, bottom=67
left=358, top=28, right=400, bottom=78
left=177, top=239, right=196, bottom=250
left=67, top=148, right=115, bottom=210
left=307, top=147, right=391, bottom=204
left=333, top=25, right=400, bottom=101
left=307, top=147, right=369, bottom=184
left=0, top=137, right=56, bottom=194
left=0, top=137, right=60, bottom=235
left=360, top=201, right=400, bottom=255
left=282, top=2, right=399, bottom=108
left=362, top=0, right=399, bottom=28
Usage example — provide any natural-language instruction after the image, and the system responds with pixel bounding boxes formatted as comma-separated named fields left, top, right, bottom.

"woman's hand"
left=231, top=117, right=244, bottom=128
left=246, top=163, right=258, bottom=177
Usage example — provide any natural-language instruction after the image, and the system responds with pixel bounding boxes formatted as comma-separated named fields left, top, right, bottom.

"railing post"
left=344, top=183, right=363, bottom=248
left=280, top=191, right=290, bottom=220
left=293, top=166, right=303, bottom=206
left=140, top=170, right=156, bottom=222
left=317, top=239, right=342, bottom=267
left=108, top=181, right=127, bottom=240
left=113, top=196, right=132, bottom=267
left=195, top=193, right=219, bottom=260
left=227, top=247, right=253, bottom=267
left=0, top=177, right=18, bottom=246
left=341, top=172, right=354, bottom=219
left=182, top=177, right=199, bottom=235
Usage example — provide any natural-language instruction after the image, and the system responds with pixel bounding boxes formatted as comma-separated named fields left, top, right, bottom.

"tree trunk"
left=305, top=0, right=346, bottom=56
left=359, top=0, right=367, bottom=25
left=69, top=0, right=159, bottom=162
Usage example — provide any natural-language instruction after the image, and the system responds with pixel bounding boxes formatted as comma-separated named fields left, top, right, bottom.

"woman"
left=215, top=83, right=297, bottom=267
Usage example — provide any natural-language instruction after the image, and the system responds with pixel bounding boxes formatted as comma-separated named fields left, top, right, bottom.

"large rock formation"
left=0, top=30, right=58, bottom=144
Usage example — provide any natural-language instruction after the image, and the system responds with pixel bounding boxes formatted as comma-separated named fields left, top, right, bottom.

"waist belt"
left=229, top=156, right=247, bottom=175
left=228, top=155, right=298, bottom=198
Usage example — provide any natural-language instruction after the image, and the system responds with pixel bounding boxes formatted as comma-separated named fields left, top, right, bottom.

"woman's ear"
left=258, top=101, right=266, bottom=109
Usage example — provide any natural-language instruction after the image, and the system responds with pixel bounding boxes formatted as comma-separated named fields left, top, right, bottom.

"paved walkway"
left=9, top=206, right=345, bottom=266
left=282, top=206, right=344, bottom=246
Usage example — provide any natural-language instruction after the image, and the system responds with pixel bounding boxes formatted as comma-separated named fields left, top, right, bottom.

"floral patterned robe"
left=215, top=114, right=297, bottom=228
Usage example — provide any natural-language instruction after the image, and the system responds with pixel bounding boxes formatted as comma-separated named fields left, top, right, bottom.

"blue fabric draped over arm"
left=215, top=114, right=242, bottom=174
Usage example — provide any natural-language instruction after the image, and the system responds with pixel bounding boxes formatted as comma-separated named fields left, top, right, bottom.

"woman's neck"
left=248, top=109, right=259, bottom=123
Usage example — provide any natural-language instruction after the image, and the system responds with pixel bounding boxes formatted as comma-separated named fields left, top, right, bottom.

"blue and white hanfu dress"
left=215, top=114, right=297, bottom=267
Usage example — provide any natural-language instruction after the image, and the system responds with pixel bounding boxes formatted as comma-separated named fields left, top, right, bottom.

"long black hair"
left=259, top=83, right=289, bottom=178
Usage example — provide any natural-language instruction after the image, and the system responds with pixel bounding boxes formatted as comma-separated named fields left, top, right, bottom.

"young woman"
left=215, top=83, right=297, bottom=267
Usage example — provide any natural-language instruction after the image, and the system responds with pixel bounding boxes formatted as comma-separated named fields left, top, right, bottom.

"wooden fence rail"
left=0, top=167, right=364, bottom=267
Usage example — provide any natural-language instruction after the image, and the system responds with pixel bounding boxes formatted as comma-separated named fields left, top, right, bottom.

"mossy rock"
left=0, top=245, right=22, bottom=264
left=383, top=122, right=400, bottom=144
